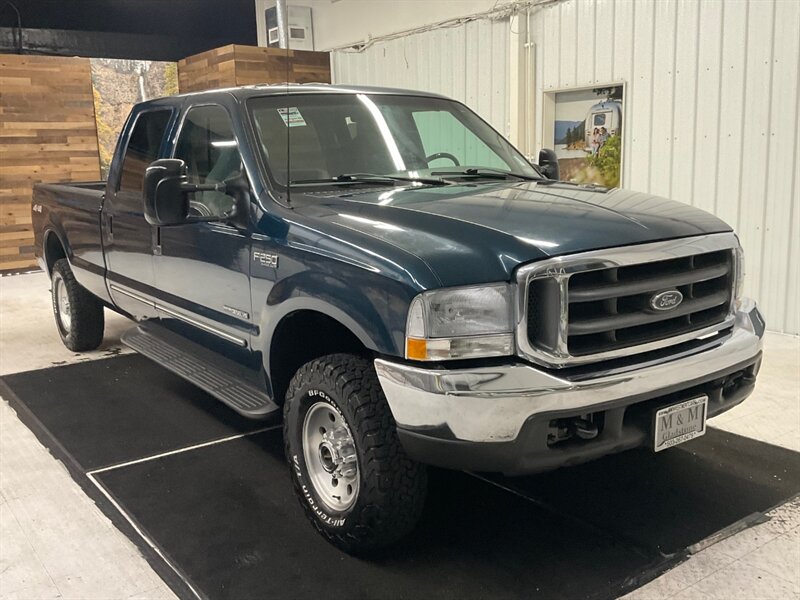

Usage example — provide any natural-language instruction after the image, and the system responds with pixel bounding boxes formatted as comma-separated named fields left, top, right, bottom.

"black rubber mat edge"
left=0, top=377, right=199, bottom=600
left=687, top=492, right=800, bottom=555
left=589, top=491, right=800, bottom=599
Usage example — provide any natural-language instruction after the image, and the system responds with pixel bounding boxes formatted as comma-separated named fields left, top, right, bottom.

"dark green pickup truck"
left=32, top=84, right=764, bottom=553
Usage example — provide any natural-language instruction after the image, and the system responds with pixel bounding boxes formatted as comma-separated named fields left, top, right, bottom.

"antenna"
left=276, top=0, right=291, bottom=206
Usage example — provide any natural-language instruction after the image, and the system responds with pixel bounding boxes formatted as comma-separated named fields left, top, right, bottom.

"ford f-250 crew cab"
left=32, top=85, right=765, bottom=553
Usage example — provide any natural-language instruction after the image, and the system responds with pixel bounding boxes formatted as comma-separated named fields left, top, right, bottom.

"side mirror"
left=538, top=148, right=560, bottom=181
left=143, top=158, right=237, bottom=226
left=143, top=159, right=190, bottom=226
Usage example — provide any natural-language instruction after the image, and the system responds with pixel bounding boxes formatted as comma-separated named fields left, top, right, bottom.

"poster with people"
left=552, top=85, right=623, bottom=187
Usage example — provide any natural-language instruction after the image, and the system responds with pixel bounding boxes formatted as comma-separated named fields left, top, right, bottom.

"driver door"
left=152, top=102, right=255, bottom=363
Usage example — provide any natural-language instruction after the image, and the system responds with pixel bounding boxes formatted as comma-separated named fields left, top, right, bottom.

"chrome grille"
left=565, top=250, right=732, bottom=356
left=516, top=233, right=739, bottom=368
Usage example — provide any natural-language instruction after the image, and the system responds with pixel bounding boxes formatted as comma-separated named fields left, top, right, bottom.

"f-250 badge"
left=253, top=250, right=279, bottom=268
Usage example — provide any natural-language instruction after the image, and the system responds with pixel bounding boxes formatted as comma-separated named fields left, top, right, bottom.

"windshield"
left=247, top=93, right=539, bottom=186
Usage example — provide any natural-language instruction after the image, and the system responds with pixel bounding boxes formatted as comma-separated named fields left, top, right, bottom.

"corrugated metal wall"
left=332, top=18, right=510, bottom=137
left=330, top=0, right=798, bottom=334
left=529, top=0, right=799, bottom=333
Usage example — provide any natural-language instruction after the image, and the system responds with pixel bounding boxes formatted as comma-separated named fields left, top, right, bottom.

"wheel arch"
left=266, top=307, right=375, bottom=405
left=43, top=229, right=69, bottom=276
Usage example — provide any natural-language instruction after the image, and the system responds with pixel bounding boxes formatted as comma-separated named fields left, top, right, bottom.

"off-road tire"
left=283, top=353, right=427, bottom=554
left=51, top=258, right=104, bottom=352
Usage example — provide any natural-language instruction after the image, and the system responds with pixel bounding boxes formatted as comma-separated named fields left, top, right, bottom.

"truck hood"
left=290, top=181, right=732, bottom=288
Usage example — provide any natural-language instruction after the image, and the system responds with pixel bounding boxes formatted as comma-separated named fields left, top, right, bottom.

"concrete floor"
left=1, top=272, right=175, bottom=599
left=1, top=271, right=798, bottom=599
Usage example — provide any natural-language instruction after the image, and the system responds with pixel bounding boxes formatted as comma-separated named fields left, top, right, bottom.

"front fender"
left=263, top=296, right=380, bottom=352
left=251, top=265, right=419, bottom=387
left=261, top=266, right=414, bottom=353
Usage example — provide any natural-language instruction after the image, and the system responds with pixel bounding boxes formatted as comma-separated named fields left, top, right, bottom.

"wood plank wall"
left=0, top=45, right=329, bottom=272
left=177, top=44, right=238, bottom=92
left=178, top=44, right=331, bottom=93
left=0, top=55, right=101, bottom=271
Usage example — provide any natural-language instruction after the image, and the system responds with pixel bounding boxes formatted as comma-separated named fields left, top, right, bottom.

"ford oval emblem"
left=650, top=290, right=684, bottom=311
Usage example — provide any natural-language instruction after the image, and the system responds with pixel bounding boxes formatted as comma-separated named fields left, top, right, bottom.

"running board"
left=121, top=324, right=279, bottom=419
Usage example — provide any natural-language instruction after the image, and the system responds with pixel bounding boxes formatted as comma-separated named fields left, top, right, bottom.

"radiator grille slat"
left=569, top=289, right=730, bottom=336
left=568, top=262, right=730, bottom=302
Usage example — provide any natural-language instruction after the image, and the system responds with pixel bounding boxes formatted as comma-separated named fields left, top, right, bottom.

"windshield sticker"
left=277, top=107, right=307, bottom=127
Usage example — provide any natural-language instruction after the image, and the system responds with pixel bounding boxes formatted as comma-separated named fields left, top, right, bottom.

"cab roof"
left=138, top=83, right=450, bottom=108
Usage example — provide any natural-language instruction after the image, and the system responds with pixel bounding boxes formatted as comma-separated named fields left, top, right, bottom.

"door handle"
left=209, top=222, right=247, bottom=237
left=152, top=227, right=162, bottom=256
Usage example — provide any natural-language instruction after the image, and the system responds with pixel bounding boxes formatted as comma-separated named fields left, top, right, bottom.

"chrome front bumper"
left=375, top=300, right=764, bottom=445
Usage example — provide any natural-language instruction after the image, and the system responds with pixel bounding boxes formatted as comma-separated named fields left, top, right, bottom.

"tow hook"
left=548, top=417, right=600, bottom=445
left=573, top=418, right=599, bottom=440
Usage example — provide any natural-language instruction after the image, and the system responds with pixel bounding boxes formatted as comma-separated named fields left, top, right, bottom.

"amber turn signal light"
left=405, top=337, right=427, bottom=360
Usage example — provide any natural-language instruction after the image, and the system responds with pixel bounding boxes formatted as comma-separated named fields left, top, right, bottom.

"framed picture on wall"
left=90, top=59, right=179, bottom=178
left=542, top=84, right=624, bottom=187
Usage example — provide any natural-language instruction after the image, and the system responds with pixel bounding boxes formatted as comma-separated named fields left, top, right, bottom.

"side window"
left=119, top=110, right=171, bottom=192
left=174, top=105, right=243, bottom=217
left=412, top=110, right=506, bottom=170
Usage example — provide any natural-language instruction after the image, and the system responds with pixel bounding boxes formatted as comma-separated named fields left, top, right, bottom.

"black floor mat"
left=95, top=430, right=657, bottom=600
left=1, top=355, right=268, bottom=470
left=487, top=431, right=800, bottom=557
left=3, top=357, right=799, bottom=600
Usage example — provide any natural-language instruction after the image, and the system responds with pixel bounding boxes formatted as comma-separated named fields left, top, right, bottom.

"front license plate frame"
left=653, top=395, right=708, bottom=452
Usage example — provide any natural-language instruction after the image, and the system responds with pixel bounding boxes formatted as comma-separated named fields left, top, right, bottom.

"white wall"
left=528, top=0, right=800, bottom=334
left=312, top=0, right=800, bottom=334
left=333, top=18, right=511, bottom=136
left=271, top=0, right=502, bottom=51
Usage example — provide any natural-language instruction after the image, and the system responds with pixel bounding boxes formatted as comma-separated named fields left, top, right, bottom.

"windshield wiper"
left=291, top=173, right=448, bottom=187
left=431, top=167, right=541, bottom=181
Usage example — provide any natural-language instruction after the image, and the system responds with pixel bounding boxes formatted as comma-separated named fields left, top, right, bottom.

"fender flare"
left=42, top=226, right=71, bottom=275
left=263, top=297, right=380, bottom=353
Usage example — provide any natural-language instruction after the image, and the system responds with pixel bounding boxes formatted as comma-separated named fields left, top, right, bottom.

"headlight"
left=405, top=284, right=515, bottom=360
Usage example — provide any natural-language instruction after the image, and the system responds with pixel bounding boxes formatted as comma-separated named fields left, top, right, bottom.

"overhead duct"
left=265, top=2, right=314, bottom=50
left=274, top=0, right=289, bottom=49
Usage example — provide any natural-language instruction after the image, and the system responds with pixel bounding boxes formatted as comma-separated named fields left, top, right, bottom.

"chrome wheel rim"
left=302, top=401, right=359, bottom=512
left=54, top=276, right=72, bottom=332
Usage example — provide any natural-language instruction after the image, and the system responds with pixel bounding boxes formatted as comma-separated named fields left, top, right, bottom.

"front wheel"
left=51, top=258, right=104, bottom=352
left=283, top=354, right=427, bottom=554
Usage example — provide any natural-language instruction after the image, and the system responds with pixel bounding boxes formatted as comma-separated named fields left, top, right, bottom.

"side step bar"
left=121, top=323, right=279, bottom=419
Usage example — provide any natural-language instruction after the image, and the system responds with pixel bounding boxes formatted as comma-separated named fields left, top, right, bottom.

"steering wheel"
left=426, top=152, right=460, bottom=167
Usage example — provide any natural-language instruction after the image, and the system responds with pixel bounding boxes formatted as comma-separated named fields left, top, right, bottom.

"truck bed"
left=35, top=180, right=106, bottom=197
left=32, top=180, right=109, bottom=302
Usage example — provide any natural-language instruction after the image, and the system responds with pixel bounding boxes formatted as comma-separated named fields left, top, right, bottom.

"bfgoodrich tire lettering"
left=51, top=258, right=104, bottom=352
left=283, top=353, right=427, bottom=553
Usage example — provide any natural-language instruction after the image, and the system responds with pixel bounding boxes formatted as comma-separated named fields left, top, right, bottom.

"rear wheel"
left=283, top=354, right=427, bottom=554
left=51, top=258, right=104, bottom=352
